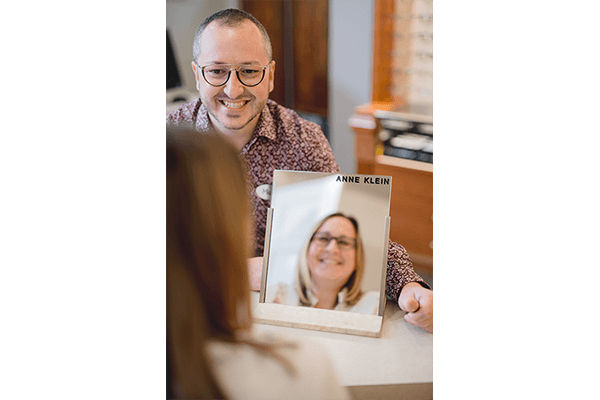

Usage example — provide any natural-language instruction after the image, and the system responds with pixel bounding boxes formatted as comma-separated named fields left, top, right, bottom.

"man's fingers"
left=399, top=296, right=420, bottom=313
left=404, top=312, right=433, bottom=333
left=399, top=284, right=433, bottom=333
left=405, top=306, right=430, bottom=322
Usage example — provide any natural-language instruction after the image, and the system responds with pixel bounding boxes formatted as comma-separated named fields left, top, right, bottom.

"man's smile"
left=219, top=99, right=250, bottom=109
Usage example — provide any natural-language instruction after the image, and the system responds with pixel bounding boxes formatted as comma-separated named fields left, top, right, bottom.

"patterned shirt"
left=167, top=98, right=427, bottom=301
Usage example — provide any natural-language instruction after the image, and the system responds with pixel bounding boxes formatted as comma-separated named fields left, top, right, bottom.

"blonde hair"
left=295, top=213, right=365, bottom=307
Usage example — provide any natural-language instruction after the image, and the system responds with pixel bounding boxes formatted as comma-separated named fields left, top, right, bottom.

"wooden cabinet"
left=374, top=158, right=432, bottom=270
left=350, top=106, right=433, bottom=274
left=241, top=0, right=328, bottom=117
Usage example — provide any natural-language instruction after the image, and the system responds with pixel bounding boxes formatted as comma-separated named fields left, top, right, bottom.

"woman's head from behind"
left=166, top=125, right=250, bottom=397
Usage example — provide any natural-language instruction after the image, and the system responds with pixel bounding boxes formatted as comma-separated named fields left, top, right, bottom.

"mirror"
left=254, top=171, right=392, bottom=337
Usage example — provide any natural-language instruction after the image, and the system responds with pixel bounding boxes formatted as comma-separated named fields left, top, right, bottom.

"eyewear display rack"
left=349, top=0, right=433, bottom=274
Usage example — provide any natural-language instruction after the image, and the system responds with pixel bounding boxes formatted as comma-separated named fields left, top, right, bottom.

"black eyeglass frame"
left=199, top=63, right=271, bottom=87
left=310, top=233, right=357, bottom=250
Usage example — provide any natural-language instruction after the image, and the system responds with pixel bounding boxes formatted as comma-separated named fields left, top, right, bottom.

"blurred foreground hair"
left=167, top=126, right=296, bottom=399
left=166, top=125, right=251, bottom=399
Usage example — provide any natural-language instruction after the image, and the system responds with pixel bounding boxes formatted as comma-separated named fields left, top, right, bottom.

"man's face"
left=192, top=21, right=275, bottom=134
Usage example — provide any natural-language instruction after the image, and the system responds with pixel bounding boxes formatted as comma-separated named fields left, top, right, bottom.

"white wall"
left=329, top=0, right=374, bottom=174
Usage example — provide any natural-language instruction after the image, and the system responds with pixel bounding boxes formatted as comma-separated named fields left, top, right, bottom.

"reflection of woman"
left=294, top=213, right=380, bottom=315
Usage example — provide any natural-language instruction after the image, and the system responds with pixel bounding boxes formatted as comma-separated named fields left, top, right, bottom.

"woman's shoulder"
left=266, top=281, right=301, bottom=306
left=342, top=290, right=381, bottom=315
left=207, top=333, right=349, bottom=399
left=361, top=290, right=380, bottom=302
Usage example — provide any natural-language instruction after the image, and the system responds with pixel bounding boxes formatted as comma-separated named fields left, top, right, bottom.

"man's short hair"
left=193, top=8, right=273, bottom=63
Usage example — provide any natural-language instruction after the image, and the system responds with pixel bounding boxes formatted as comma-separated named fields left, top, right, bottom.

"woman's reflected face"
left=307, top=216, right=357, bottom=285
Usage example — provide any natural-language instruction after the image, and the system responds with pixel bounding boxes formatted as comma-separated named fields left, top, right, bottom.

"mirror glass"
left=262, top=171, right=392, bottom=317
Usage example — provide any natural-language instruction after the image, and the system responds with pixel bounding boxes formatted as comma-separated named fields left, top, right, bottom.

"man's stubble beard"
left=201, top=92, right=267, bottom=132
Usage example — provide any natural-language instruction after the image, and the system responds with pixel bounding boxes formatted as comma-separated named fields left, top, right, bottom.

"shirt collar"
left=195, top=102, right=210, bottom=131
left=254, top=100, right=277, bottom=141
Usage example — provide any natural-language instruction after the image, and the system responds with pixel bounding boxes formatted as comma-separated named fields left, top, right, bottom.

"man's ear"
left=268, top=60, right=276, bottom=93
left=191, top=61, right=200, bottom=90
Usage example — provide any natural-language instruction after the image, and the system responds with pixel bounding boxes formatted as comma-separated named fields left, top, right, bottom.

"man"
left=166, top=9, right=433, bottom=333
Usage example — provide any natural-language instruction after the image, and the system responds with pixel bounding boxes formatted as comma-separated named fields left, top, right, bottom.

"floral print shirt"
left=167, top=98, right=427, bottom=301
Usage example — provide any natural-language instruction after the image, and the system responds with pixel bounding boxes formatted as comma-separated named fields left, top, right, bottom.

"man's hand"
left=247, top=257, right=264, bottom=291
left=398, top=282, right=433, bottom=333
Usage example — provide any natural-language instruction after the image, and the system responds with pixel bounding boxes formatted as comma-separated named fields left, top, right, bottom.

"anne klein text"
left=335, top=175, right=390, bottom=185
